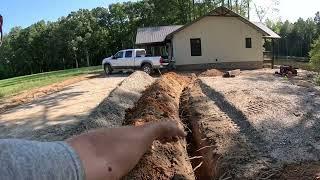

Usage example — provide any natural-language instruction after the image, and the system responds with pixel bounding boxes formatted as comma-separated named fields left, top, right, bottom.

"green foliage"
left=0, top=66, right=101, bottom=98
left=0, top=0, right=251, bottom=80
left=266, top=17, right=318, bottom=58
left=309, top=37, right=320, bottom=72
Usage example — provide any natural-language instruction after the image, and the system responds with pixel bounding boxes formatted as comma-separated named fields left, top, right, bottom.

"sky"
left=0, top=0, right=129, bottom=33
left=0, top=0, right=320, bottom=33
left=250, top=0, right=320, bottom=22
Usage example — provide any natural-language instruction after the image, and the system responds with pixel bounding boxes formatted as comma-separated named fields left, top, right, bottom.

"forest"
left=0, top=0, right=320, bottom=79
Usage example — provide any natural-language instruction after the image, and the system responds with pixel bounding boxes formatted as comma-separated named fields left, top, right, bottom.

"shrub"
left=309, top=37, right=320, bottom=73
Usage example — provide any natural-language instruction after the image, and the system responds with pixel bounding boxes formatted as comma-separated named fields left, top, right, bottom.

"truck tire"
left=142, top=63, right=152, bottom=75
left=104, top=64, right=112, bottom=76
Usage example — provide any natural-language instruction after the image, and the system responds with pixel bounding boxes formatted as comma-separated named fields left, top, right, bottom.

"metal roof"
left=252, top=22, right=281, bottom=39
left=135, top=7, right=280, bottom=45
left=166, top=7, right=280, bottom=39
left=135, top=25, right=183, bottom=45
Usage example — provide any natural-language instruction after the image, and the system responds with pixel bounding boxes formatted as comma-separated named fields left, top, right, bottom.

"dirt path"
left=0, top=75, right=126, bottom=140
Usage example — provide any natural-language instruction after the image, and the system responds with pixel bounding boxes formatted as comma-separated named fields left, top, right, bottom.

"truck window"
left=125, top=51, right=133, bottom=58
left=114, top=51, right=124, bottom=59
left=136, top=50, right=146, bottom=57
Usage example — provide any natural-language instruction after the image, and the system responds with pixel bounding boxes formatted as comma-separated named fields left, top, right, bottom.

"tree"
left=0, top=0, right=316, bottom=80
left=310, top=37, right=320, bottom=73
left=253, top=0, right=279, bottom=22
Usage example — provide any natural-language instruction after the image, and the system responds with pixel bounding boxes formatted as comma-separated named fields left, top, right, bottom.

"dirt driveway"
left=0, top=75, right=126, bottom=140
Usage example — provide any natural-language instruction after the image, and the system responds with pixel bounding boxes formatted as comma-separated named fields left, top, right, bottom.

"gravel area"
left=0, top=75, right=126, bottom=141
left=200, top=69, right=320, bottom=164
left=0, top=71, right=155, bottom=141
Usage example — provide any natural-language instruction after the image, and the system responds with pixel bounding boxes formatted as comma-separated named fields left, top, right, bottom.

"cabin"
left=135, top=6, right=280, bottom=70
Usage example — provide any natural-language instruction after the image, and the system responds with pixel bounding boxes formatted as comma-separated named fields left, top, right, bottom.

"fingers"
left=164, top=121, right=187, bottom=137
left=155, top=121, right=187, bottom=143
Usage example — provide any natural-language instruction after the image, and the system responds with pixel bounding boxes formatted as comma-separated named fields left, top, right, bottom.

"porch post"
left=272, top=39, right=275, bottom=69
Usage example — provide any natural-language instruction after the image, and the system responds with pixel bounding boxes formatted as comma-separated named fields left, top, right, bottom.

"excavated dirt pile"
left=123, top=72, right=195, bottom=180
left=199, top=69, right=224, bottom=77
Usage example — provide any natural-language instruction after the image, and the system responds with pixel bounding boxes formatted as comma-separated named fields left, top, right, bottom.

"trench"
left=179, top=82, right=219, bottom=180
left=120, top=72, right=220, bottom=179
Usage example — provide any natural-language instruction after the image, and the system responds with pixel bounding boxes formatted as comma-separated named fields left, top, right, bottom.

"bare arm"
left=66, top=121, right=186, bottom=180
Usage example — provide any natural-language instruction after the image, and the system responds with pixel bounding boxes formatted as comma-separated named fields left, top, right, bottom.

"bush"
left=309, top=37, right=320, bottom=73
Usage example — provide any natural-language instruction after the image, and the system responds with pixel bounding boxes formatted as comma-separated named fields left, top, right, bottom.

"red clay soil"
left=199, top=69, right=224, bottom=77
left=0, top=74, right=99, bottom=113
left=180, top=80, right=219, bottom=179
left=123, top=72, right=195, bottom=180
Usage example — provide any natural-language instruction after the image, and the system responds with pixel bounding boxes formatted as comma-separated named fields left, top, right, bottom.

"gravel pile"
left=82, top=71, right=155, bottom=130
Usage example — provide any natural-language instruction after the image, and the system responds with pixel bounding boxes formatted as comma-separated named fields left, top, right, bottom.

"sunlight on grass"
left=0, top=66, right=102, bottom=99
left=275, top=59, right=311, bottom=71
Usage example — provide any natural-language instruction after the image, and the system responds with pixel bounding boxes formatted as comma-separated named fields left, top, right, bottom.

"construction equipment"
left=223, top=69, right=241, bottom=78
left=275, top=65, right=298, bottom=77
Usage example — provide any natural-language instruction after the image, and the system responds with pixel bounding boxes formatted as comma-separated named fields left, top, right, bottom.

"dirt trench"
left=180, top=79, right=272, bottom=180
left=122, top=72, right=195, bottom=180
left=120, top=71, right=320, bottom=179
left=121, top=73, right=267, bottom=180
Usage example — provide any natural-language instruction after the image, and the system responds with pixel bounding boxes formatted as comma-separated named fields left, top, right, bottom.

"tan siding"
left=172, top=16, right=264, bottom=65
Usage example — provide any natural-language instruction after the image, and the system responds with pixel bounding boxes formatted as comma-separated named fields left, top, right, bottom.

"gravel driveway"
left=201, top=69, right=320, bottom=164
left=0, top=75, right=126, bottom=140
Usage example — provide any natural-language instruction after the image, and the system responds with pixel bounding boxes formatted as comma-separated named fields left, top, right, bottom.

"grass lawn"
left=0, top=66, right=102, bottom=99
left=275, top=58, right=320, bottom=85
left=275, top=58, right=312, bottom=71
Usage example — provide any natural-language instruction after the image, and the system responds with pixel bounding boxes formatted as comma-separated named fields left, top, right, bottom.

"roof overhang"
left=135, top=25, right=183, bottom=45
left=166, top=6, right=280, bottom=40
left=135, top=7, right=280, bottom=45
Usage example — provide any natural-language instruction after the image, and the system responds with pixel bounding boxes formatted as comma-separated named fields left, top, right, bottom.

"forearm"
left=67, top=121, right=185, bottom=180
left=67, top=123, right=164, bottom=180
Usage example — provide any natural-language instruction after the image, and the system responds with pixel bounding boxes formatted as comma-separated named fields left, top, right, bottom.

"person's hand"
left=66, top=121, right=186, bottom=180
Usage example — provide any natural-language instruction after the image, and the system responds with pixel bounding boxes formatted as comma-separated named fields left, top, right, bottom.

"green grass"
left=275, top=58, right=312, bottom=71
left=0, top=66, right=102, bottom=99
left=275, top=58, right=320, bottom=85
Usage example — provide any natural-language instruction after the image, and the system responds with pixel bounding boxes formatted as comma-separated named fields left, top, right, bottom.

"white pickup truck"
left=102, top=49, right=168, bottom=75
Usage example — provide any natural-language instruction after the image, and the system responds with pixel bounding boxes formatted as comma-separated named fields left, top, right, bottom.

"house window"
left=190, top=38, right=202, bottom=56
left=246, top=38, right=252, bottom=48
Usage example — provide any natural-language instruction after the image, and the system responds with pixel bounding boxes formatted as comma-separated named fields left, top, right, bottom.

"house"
left=135, top=6, right=280, bottom=70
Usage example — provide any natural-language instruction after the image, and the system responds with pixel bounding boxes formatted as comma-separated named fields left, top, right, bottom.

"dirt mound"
left=199, top=69, right=224, bottom=77
left=83, top=71, right=155, bottom=130
left=123, top=72, right=195, bottom=180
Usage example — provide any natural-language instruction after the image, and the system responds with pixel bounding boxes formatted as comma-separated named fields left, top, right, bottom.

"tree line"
left=1, top=0, right=320, bottom=79
left=266, top=13, right=320, bottom=58
left=0, top=0, right=251, bottom=79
